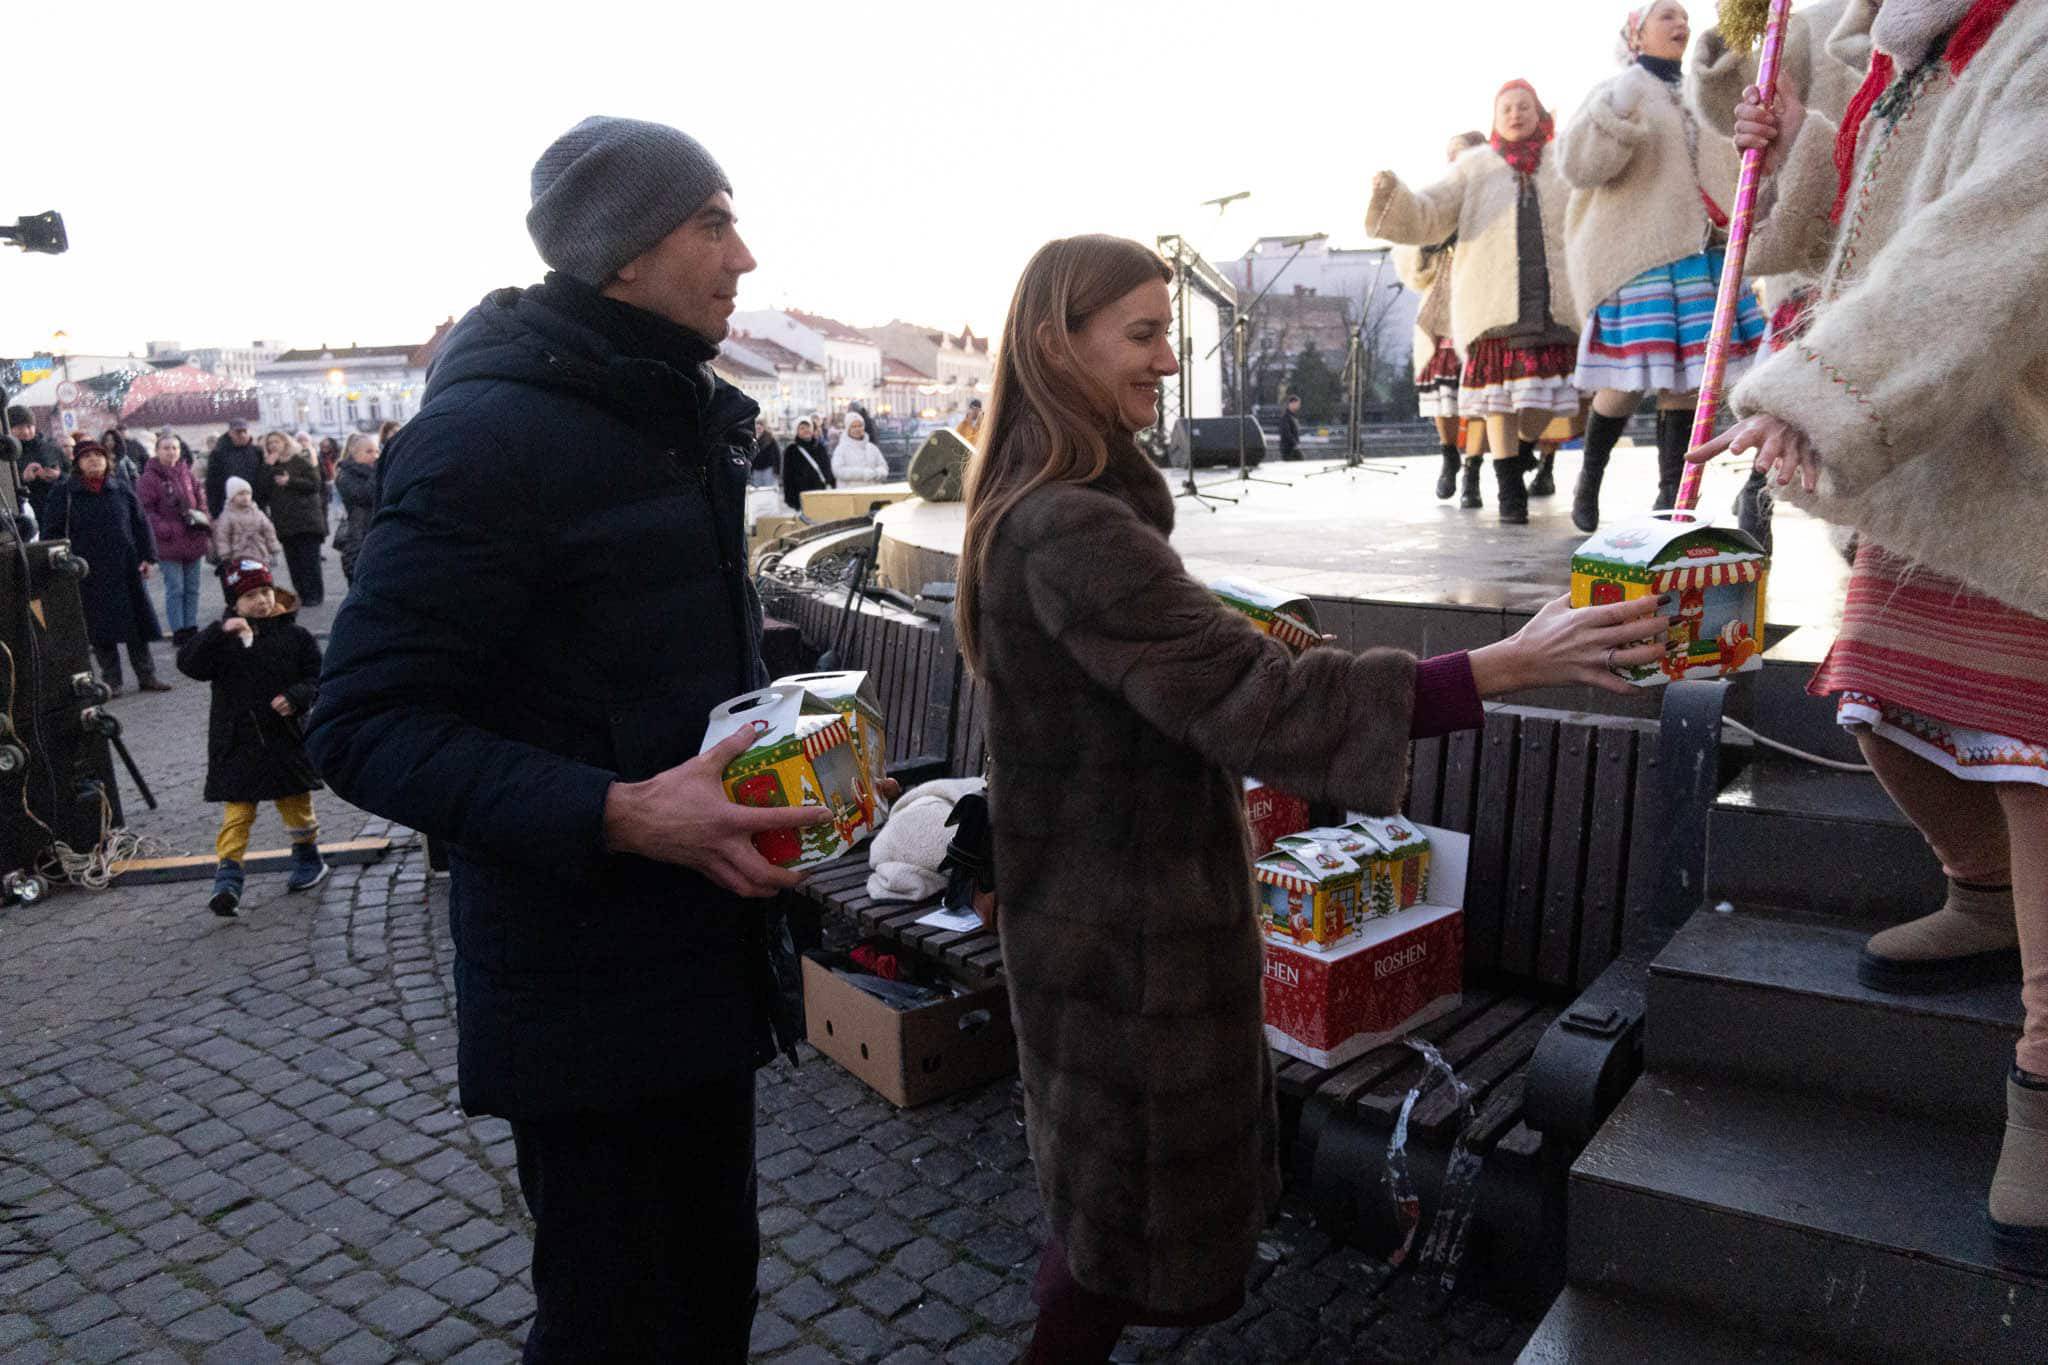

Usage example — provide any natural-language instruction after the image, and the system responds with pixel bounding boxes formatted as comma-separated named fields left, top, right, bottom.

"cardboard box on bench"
left=801, top=952, right=1017, bottom=1108
left=1262, top=825, right=1468, bottom=1069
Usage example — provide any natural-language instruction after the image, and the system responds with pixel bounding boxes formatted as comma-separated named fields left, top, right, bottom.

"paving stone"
left=750, top=1311, right=801, bottom=1355
left=780, top=1221, right=842, bottom=1265
left=816, top=1305, right=890, bottom=1360
left=851, top=1268, right=923, bottom=1318
left=281, top=1304, right=358, bottom=1352
left=199, top=1326, right=286, bottom=1364
left=243, top=1282, right=322, bottom=1327
left=896, top=1299, right=971, bottom=1346
left=845, top=1211, right=916, bottom=1256
left=888, top=1237, right=954, bottom=1283
left=925, top=1260, right=1001, bottom=1308
left=471, top=1280, right=538, bottom=1329
left=814, top=1244, right=878, bottom=1287
left=359, top=1284, right=444, bottom=1338
left=405, top=1314, right=483, bottom=1361
left=772, top=1274, right=839, bottom=1322
left=430, top=1264, right=500, bottom=1308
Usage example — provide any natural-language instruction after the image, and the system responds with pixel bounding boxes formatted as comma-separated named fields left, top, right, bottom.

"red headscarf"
left=1490, top=80, right=1554, bottom=177
left=1831, top=0, right=2019, bottom=223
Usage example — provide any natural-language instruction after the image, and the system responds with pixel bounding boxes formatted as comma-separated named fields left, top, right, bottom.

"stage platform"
left=873, top=442, right=1848, bottom=718
left=876, top=442, right=1846, bottom=626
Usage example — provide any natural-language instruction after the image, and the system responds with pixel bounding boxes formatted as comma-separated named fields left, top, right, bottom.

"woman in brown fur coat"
left=958, top=235, right=1674, bottom=1360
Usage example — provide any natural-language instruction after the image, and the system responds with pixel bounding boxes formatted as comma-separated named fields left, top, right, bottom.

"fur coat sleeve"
left=1009, top=482, right=1415, bottom=811
left=1736, top=49, right=2048, bottom=501
left=1367, top=164, right=1467, bottom=253
left=1558, top=72, right=1650, bottom=189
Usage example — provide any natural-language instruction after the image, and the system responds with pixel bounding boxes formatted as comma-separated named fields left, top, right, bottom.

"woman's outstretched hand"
left=1470, top=594, right=1674, bottom=698
left=1688, top=412, right=1820, bottom=493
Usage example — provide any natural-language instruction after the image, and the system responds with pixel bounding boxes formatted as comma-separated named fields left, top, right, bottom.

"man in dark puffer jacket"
left=307, top=117, right=827, bottom=1363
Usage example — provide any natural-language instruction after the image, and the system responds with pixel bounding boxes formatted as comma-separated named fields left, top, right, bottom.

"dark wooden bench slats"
left=1349, top=997, right=1544, bottom=1123
left=775, top=585, right=1681, bottom=1198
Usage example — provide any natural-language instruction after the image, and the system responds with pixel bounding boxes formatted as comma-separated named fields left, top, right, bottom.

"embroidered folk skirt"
left=1415, top=337, right=1462, bottom=419
left=1811, top=545, right=2048, bottom=788
left=1575, top=247, right=1767, bottom=395
left=1456, top=335, right=1579, bottom=418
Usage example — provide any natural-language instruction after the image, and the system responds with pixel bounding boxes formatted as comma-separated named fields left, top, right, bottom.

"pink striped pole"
left=1674, top=0, right=1794, bottom=515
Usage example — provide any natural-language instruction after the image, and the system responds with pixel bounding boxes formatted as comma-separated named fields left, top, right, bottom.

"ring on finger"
left=1604, top=647, right=1617, bottom=670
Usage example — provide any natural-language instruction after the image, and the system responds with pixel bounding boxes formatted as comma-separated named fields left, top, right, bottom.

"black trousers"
left=93, top=640, right=157, bottom=686
left=510, top=1072, right=759, bottom=1363
left=280, top=533, right=325, bottom=606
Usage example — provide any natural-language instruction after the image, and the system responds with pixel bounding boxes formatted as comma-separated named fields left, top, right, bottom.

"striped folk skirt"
left=1575, top=247, right=1768, bottom=395
left=1415, top=337, right=1462, bottom=419
left=1456, top=336, right=1579, bottom=419
left=1810, top=545, right=2048, bottom=787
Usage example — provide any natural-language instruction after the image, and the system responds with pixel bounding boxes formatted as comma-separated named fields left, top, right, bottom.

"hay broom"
left=1673, top=0, right=1795, bottom=516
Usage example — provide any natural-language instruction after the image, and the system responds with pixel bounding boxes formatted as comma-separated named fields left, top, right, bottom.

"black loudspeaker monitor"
left=1169, top=417, right=1267, bottom=469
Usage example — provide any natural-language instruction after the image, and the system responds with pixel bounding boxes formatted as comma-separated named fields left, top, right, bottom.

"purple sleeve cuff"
left=1411, top=651, right=1485, bottom=739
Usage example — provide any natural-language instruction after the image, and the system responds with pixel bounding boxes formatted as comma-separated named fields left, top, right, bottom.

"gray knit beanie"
left=526, top=116, right=733, bottom=286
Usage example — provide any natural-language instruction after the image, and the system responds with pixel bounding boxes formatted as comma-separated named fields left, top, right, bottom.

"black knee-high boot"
left=1459, top=456, right=1484, bottom=509
left=1495, top=445, right=1537, bottom=525
left=1436, top=442, right=1460, bottom=500
left=1653, top=409, right=1694, bottom=512
left=1530, top=448, right=1557, bottom=497
left=1574, top=410, right=1630, bottom=533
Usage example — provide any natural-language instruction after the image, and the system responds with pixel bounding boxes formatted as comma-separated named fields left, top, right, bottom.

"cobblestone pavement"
left=0, top=569, right=1536, bottom=1362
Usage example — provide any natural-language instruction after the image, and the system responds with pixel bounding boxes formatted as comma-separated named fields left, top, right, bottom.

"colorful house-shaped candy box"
left=1346, top=816, right=1432, bottom=917
left=701, top=685, right=878, bottom=872
left=1570, top=515, right=1769, bottom=686
left=1210, top=577, right=1322, bottom=655
left=775, top=670, right=886, bottom=805
left=1256, top=835, right=1366, bottom=952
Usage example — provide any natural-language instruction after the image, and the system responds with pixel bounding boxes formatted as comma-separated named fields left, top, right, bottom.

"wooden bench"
left=768, top=576, right=1729, bottom=1299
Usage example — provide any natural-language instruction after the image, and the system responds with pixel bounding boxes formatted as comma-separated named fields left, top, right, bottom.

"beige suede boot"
left=1857, top=879, right=2018, bottom=994
left=1990, top=1069, right=2048, bottom=1271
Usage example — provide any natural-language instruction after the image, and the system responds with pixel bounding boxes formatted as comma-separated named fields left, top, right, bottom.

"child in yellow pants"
left=216, top=793, right=319, bottom=864
left=177, top=559, right=328, bottom=916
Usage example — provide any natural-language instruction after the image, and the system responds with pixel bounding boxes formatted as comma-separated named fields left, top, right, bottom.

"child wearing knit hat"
left=210, top=476, right=284, bottom=568
left=177, top=558, right=327, bottom=915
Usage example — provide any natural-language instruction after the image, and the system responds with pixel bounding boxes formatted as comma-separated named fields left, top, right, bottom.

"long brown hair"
left=956, top=235, right=1171, bottom=671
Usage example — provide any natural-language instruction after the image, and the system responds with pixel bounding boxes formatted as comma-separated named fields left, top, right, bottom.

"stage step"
left=1748, top=624, right=1865, bottom=765
left=1517, top=1285, right=1825, bottom=1364
left=1707, top=752, right=1943, bottom=920
left=1647, top=906, right=2019, bottom=1129
left=1568, top=1074, right=2047, bottom=1363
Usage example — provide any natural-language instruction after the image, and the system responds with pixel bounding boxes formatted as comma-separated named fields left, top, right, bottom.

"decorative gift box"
left=1345, top=815, right=1432, bottom=917
left=1263, top=825, right=1468, bottom=1068
left=1210, top=576, right=1322, bottom=655
left=775, top=670, right=886, bottom=805
left=1244, top=778, right=1311, bottom=859
left=1570, top=514, right=1768, bottom=686
left=702, top=685, right=878, bottom=871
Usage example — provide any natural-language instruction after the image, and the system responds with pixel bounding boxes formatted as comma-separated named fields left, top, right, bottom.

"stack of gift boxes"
left=1215, top=577, right=1467, bottom=1070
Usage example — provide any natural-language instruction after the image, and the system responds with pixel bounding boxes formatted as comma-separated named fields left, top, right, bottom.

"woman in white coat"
left=1370, top=81, right=1579, bottom=525
left=830, top=413, right=889, bottom=486
left=1557, top=0, right=1769, bottom=529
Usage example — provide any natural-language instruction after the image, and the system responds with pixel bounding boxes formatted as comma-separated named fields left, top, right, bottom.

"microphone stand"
left=1210, top=234, right=1324, bottom=491
left=1160, top=234, right=1237, bottom=511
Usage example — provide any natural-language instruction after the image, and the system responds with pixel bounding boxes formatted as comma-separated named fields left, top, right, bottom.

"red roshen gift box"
left=1244, top=778, right=1311, bottom=858
left=1262, top=825, right=1467, bottom=1068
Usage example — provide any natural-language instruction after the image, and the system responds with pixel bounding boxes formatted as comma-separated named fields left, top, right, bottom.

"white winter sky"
left=10, top=0, right=1656, bottom=358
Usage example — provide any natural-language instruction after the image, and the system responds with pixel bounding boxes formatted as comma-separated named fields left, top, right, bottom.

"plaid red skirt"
left=1810, top=544, right=2048, bottom=747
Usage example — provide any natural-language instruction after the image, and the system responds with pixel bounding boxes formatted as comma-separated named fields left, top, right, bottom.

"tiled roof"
left=271, top=344, right=417, bottom=363
left=728, top=334, right=817, bottom=370
left=882, top=354, right=933, bottom=381
left=714, top=354, right=775, bottom=380
left=784, top=310, right=873, bottom=345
